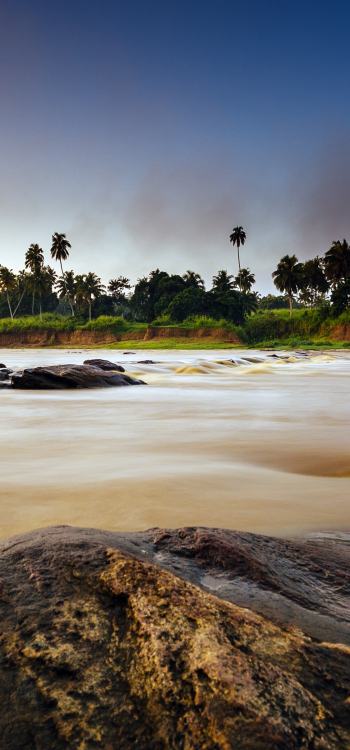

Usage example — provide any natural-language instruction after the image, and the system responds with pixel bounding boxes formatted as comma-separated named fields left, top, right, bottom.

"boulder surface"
left=83, top=358, right=125, bottom=372
left=11, top=364, right=144, bottom=389
left=0, top=525, right=348, bottom=750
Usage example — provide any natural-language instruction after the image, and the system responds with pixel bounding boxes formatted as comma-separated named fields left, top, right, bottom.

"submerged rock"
left=11, top=364, right=145, bottom=389
left=0, top=525, right=348, bottom=749
left=83, top=358, right=125, bottom=372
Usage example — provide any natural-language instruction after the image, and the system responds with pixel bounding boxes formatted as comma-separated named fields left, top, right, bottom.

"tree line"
left=0, top=228, right=349, bottom=323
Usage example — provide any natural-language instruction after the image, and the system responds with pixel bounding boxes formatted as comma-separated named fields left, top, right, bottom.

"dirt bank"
left=0, top=326, right=241, bottom=347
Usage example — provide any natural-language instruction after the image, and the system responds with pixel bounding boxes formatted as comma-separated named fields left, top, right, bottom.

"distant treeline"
left=0, top=229, right=349, bottom=324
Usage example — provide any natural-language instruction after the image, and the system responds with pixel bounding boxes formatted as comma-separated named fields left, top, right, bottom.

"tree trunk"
left=89, top=300, right=92, bottom=322
left=13, top=288, right=26, bottom=318
left=289, top=294, right=293, bottom=317
left=6, top=292, right=13, bottom=319
left=32, top=290, right=35, bottom=315
left=237, top=245, right=242, bottom=291
left=39, top=297, right=42, bottom=321
left=60, top=259, right=75, bottom=317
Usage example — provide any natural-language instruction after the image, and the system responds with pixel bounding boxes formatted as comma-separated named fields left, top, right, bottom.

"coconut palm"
left=0, top=266, right=17, bottom=318
left=108, top=276, right=131, bottom=300
left=50, top=232, right=74, bottom=315
left=272, top=254, right=303, bottom=316
left=212, top=270, right=234, bottom=293
left=324, top=240, right=350, bottom=286
left=229, top=226, right=246, bottom=288
left=76, top=272, right=105, bottom=321
left=235, top=267, right=255, bottom=293
left=25, top=243, right=44, bottom=314
left=182, top=270, right=204, bottom=288
left=56, top=270, right=76, bottom=313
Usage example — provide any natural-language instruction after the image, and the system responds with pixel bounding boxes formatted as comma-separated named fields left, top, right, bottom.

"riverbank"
left=0, top=310, right=349, bottom=348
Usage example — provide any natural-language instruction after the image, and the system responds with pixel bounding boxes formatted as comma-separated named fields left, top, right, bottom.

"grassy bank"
left=0, top=310, right=348, bottom=349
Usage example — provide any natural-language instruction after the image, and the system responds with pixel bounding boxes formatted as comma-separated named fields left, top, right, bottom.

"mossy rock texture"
left=0, top=526, right=348, bottom=749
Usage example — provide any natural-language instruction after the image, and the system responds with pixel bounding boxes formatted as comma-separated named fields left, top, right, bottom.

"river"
left=0, top=348, right=349, bottom=538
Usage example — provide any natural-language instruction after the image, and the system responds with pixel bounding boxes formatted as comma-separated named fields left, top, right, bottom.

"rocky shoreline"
left=0, top=524, right=349, bottom=749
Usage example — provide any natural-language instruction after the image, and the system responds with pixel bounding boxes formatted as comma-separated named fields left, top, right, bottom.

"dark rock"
left=0, top=381, right=12, bottom=389
left=0, top=369, right=12, bottom=381
left=0, top=363, right=7, bottom=368
left=0, top=525, right=348, bottom=749
left=11, top=364, right=145, bottom=389
left=83, top=358, right=125, bottom=372
left=137, top=359, right=157, bottom=365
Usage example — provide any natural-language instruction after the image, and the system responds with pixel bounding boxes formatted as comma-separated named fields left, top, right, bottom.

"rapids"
left=0, top=348, right=349, bottom=538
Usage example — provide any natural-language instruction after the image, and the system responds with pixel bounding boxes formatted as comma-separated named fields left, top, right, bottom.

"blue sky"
left=0, top=0, right=349, bottom=291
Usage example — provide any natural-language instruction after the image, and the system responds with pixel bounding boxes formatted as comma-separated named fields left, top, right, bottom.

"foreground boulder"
left=0, top=525, right=348, bottom=749
left=83, top=358, right=125, bottom=372
left=11, top=364, right=145, bottom=389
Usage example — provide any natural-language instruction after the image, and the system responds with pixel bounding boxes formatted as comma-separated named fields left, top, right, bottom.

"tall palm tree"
left=76, top=273, right=105, bottom=321
left=108, top=276, right=131, bottom=300
left=272, top=254, right=303, bottom=316
left=212, top=270, right=234, bottom=293
left=56, top=270, right=76, bottom=313
left=0, top=266, right=17, bottom=318
left=25, top=243, right=44, bottom=314
left=182, top=270, right=204, bottom=288
left=324, top=240, right=350, bottom=286
left=235, top=267, right=255, bottom=293
left=229, top=226, right=246, bottom=289
left=50, top=232, right=74, bottom=315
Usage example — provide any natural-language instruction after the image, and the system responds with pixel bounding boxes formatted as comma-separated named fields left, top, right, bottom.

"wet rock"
left=0, top=363, right=7, bottom=368
left=137, top=359, right=157, bottom=364
left=83, top=358, right=125, bottom=372
left=11, top=364, right=145, bottom=389
left=0, top=381, right=12, bottom=389
left=0, top=369, right=12, bottom=381
left=0, top=525, right=348, bottom=750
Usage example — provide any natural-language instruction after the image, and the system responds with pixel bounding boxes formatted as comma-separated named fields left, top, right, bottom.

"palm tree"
left=182, top=270, right=204, bottom=288
left=324, top=240, right=350, bottom=286
left=25, top=243, right=44, bottom=314
left=56, top=270, right=76, bottom=313
left=235, top=267, right=255, bottom=293
left=272, top=254, right=303, bottom=316
left=76, top=273, right=105, bottom=321
left=229, top=226, right=246, bottom=289
left=0, top=266, right=17, bottom=318
left=50, top=232, right=74, bottom=315
left=108, top=276, right=131, bottom=300
left=212, top=270, right=234, bottom=293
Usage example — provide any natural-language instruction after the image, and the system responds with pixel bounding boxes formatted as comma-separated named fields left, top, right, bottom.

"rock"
left=0, top=369, right=12, bottom=381
left=0, top=525, right=348, bottom=750
left=137, top=359, right=157, bottom=364
left=0, top=381, right=12, bottom=389
left=11, top=364, right=145, bottom=389
left=0, top=363, right=7, bottom=368
left=83, top=358, right=125, bottom=372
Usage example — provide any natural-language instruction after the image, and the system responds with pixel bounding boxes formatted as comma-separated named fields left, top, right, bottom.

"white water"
left=0, top=348, right=349, bottom=538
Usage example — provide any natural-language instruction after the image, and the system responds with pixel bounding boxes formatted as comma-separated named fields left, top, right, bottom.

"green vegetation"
left=0, top=227, right=349, bottom=347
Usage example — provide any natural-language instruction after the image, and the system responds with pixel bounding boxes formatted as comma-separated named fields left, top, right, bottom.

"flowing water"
left=0, top=348, right=349, bottom=538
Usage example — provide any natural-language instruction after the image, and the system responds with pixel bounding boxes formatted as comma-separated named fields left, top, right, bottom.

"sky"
left=0, top=0, right=349, bottom=293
